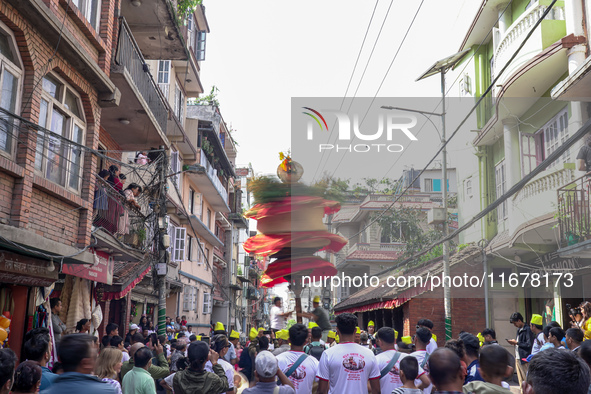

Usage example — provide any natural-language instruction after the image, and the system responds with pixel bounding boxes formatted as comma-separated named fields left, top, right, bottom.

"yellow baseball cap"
left=394, top=330, right=398, bottom=339
left=313, top=296, right=321, bottom=303
left=196, top=335, right=202, bottom=341
left=531, top=314, right=543, bottom=326
left=308, top=322, right=319, bottom=329
left=335, top=334, right=339, bottom=343
left=229, top=330, right=240, bottom=339
left=356, top=327, right=361, bottom=334
left=214, top=322, right=225, bottom=332
left=432, top=334, right=437, bottom=342
left=327, top=330, right=336, bottom=339
left=249, top=328, right=258, bottom=341
left=276, top=329, right=289, bottom=341
left=368, top=320, right=375, bottom=327
left=401, top=336, right=412, bottom=345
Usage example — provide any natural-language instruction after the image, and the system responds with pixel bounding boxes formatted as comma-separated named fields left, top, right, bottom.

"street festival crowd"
left=2, top=297, right=591, bottom=393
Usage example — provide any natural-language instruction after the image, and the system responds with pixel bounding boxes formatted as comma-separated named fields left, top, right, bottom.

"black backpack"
left=305, top=343, right=325, bottom=361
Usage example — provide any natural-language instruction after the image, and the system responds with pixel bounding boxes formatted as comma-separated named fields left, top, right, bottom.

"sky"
left=200, top=0, right=483, bottom=180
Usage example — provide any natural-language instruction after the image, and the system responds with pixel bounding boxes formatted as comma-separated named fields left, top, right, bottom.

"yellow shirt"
left=584, top=318, right=591, bottom=340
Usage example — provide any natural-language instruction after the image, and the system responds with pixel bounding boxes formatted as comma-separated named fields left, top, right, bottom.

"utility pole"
left=440, top=70, right=451, bottom=341
left=156, top=145, right=169, bottom=336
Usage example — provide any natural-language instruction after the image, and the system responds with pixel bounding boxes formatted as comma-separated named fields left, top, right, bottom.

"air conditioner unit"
left=428, top=208, right=446, bottom=225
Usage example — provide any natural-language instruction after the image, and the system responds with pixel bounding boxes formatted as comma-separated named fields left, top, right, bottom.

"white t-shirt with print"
left=376, top=350, right=425, bottom=393
left=205, top=359, right=235, bottom=392
left=317, top=342, right=380, bottom=394
left=410, top=350, right=432, bottom=394
left=276, top=350, right=319, bottom=394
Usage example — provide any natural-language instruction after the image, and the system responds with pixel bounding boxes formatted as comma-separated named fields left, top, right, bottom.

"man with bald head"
left=428, top=348, right=465, bottom=393
left=121, top=341, right=170, bottom=380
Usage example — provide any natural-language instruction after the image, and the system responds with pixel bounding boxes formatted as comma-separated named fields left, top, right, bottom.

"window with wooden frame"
left=35, top=73, right=85, bottom=192
left=72, top=0, right=102, bottom=32
left=157, top=60, right=171, bottom=98
left=521, top=107, right=569, bottom=175
left=0, top=24, right=22, bottom=157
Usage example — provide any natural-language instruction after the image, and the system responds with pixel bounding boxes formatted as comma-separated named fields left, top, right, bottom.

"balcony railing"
left=557, top=173, right=591, bottom=247
left=200, top=151, right=229, bottom=203
left=115, top=18, right=168, bottom=134
left=92, top=178, right=152, bottom=251
left=493, top=2, right=565, bottom=86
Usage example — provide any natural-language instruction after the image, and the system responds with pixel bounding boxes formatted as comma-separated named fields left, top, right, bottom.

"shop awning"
left=102, top=263, right=151, bottom=301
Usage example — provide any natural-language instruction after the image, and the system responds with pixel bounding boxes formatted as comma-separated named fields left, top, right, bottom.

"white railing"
left=495, top=2, right=565, bottom=71
left=200, top=152, right=228, bottom=203
left=345, top=242, right=405, bottom=256
left=368, top=194, right=431, bottom=203
left=514, top=167, right=576, bottom=203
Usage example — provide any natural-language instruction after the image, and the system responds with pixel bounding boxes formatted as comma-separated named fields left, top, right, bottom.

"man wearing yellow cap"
left=367, top=320, right=376, bottom=349
left=297, top=295, right=332, bottom=342
left=273, top=329, right=291, bottom=356
left=530, top=314, right=545, bottom=355
left=326, top=330, right=337, bottom=348
left=355, top=326, right=361, bottom=344
left=224, top=329, right=240, bottom=365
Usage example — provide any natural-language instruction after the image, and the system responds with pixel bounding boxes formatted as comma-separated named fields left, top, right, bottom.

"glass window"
left=72, top=0, right=101, bottom=32
left=0, top=25, right=22, bottom=156
left=195, top=31, right=206, bottom=61
left=42, top=75, right=61, bottom=99
left=64, top=89, right=81, bottom=118
left=0, top=33, right=13, bottom=63
left=36, top=74, right=86, bottom=192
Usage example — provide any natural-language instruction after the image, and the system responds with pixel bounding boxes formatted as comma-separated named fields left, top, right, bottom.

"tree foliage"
left=375, top=206, right=443, bottom=259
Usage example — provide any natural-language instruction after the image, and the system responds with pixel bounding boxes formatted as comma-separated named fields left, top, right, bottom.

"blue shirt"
left=464, top=359, right=484, bottom=384
left=40, top=366, right=58, bottom=391
left=44, top=372, right=116, bottom=394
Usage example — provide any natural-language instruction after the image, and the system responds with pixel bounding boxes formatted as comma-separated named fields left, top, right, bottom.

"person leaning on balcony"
left=576, top=134, right=591, bottom=172
left=93, top=170, right=110, bottom=220
left=105, top=165, right=124, bottom=233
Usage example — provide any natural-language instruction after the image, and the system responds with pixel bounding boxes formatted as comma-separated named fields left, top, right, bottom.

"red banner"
left=63, top=249, right=113, bottom=285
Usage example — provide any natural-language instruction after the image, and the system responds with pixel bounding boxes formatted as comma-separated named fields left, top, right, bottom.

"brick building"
left=0, top=0, right=217, bottom=357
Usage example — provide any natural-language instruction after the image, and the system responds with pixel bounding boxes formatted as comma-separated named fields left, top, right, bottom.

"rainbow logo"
left=302, top=107, right=328, bottom=131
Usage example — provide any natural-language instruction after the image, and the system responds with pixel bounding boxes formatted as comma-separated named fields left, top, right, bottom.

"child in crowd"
left=462, top=345, right=513, bottom=393
left=392, top=356, right=423, bottom=394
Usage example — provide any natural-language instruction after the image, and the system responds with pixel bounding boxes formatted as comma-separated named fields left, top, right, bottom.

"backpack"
left=305, top=342, right=326, bottom=361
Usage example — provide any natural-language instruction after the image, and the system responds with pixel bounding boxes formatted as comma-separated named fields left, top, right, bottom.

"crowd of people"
left=3, top=305, right=591, bottom=394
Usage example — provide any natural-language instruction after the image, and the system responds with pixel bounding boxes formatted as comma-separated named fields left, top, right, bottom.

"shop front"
left=0, top=250, right=59, bottom=359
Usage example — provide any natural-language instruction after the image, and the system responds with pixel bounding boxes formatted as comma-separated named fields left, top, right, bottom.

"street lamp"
left=383, top=48, right=470, bottom=341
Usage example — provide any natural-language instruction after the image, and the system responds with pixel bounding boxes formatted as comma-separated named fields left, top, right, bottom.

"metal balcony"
left=102, top=18, right=169, bottom=150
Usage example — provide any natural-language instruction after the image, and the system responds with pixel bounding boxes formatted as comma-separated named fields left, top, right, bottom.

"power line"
left=311, top=0, right=382, bottom=182
left=375, top=0, right=515, bottom=184
left=347, top=0, right=558, bottom=243
left=318, top=0, right=427, bottom=181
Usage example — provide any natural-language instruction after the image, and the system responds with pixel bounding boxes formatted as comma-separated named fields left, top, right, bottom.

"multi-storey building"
left=446, top=0, right=590, bottom=352
left=0, top=0, right=246, bottom=355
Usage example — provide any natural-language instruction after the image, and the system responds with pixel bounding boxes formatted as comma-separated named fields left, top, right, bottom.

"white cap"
left=255, top=351, right=278, bottom=378
left=130, top=324, right=139, bottom=330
